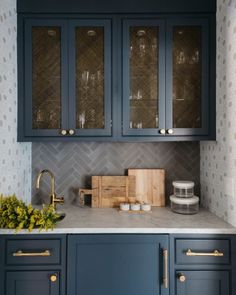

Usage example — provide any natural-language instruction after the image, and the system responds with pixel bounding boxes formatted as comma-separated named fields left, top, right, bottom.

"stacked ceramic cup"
left=169, top=181, right=199, bottom=215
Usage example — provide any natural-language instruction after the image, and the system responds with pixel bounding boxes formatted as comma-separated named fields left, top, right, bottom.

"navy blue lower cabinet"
left=0, top=237, right=4, bottom=295
left=6, top=271, right=60, bottom=295
left=2, top=235, right=66, bottom=295
left=170, top=234, right=233, bottom=295
left=175, top=270, right=230, bottom=295
left=67, top=234, right=169, bottom=295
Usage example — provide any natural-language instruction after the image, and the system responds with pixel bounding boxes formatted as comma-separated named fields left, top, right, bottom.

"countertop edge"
left=1, top=228, right=236, bottom=235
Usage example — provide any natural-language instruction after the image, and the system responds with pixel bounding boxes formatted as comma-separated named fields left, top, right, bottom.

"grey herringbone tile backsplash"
left=32, top=142, right=200, bottom=205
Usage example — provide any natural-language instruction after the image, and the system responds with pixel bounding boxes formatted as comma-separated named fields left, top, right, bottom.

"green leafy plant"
left=0, top=194, right=60, bottom=232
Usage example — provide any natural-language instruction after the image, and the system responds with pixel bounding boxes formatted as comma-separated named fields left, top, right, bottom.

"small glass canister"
left=170, top=195, right=199, bottom=215
left=172, top=181, right=194, bottom=198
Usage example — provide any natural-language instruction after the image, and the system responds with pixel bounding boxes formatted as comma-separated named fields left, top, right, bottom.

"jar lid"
left=170, top=195, right=199, bottom=205
left=172, top=181, right=195, bottom=189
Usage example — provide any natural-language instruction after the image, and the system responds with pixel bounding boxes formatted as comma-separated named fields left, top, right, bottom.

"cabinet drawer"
left=6, top=238, right=61, bottom=265
left=175, top=239, right=230, bottom=265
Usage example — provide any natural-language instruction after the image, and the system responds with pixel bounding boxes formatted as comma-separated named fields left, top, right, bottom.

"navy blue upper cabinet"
left=18, top=0, right=216, bottom=14
left=122, top=17, right=215, bottom=140
left=17, top=1, right=216, bottom=142
left=18, top=17, right=112, bottom=141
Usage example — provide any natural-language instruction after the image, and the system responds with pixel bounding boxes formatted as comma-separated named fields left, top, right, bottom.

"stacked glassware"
left=170, top=181, right=199, bottom=215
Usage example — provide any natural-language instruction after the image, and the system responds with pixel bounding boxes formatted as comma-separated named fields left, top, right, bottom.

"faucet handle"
left=54, top=196, right=64, bottom=204
left=50, top=194, right=64, bottom=210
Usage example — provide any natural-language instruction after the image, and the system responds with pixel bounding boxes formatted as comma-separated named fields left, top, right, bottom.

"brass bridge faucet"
left=36, top=169, right=64, bottom=210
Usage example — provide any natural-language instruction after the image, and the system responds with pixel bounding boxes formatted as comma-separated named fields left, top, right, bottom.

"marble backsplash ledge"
left=32, top=142, right=200, bottom=205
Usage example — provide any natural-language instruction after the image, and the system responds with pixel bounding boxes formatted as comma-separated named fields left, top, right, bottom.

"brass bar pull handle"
left=13, top=250, right=51, bottom=257
left=185, top=249, right=224, bottom=257
left=163, top=249, right=168, bottom=288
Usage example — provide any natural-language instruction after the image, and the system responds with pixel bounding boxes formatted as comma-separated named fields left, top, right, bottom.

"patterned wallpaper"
left=0, top=0, right=31, bottom=202
left=201, top=0, right=236, bottom=226
left=32, top=142, right=200, bottom=205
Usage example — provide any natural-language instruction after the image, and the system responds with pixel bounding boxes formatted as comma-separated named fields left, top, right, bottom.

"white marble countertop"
left=0, top=205, right=236, bottom=234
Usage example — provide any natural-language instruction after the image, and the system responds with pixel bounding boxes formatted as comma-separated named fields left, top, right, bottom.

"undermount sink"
left=56, top=211, right=66, bottom=221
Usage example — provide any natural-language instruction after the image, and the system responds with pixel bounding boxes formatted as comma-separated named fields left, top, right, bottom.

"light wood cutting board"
left=128, top=169, right=165, bottom=206
left=79, top=176, right=136, bottom=208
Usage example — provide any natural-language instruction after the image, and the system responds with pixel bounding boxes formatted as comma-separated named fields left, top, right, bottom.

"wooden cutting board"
left=79, top=176, right=136, bottom=208
left=128, top=169, right=165, bottom=206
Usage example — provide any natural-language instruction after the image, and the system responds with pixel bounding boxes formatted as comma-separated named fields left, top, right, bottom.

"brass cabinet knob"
left=60, top=129, right=67, bottom=136
left=50, top=274, right=57, bottom=282
left=68, top=129, right=75, bottom=135
left=159, top=129, right=166, bottom=135
left=167, top=129, right=174, bottom=134
left=178, top=273, right=186, bottom=283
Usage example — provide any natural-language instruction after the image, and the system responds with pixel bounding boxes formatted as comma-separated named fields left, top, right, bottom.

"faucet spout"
left=36, top=169, right=63, bottom=209
left=36, top=169, right=55, bottom=196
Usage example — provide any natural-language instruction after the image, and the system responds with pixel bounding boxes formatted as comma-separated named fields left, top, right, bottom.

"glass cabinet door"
left=122, top=20, right=165, bottom=136
left=24, top=19, right=68, bottom=137
left=68, top=20, right=112, bottom=137
left=166, top=19, right=209, bottom=136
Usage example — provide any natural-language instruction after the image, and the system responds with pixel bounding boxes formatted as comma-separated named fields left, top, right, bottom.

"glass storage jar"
left=172, top=181, right=194, bottom=198
left=170, top=195, right=199, bottom=215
